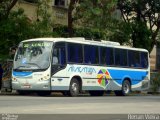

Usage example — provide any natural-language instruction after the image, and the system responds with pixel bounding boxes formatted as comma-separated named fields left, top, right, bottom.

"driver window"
left=52, top=42, right=66, bottom=65
left=52, top=49, right=59, bottom=64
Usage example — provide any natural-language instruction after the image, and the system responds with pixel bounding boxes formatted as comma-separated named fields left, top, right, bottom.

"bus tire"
left=68, top=78, right=80, bottom=97
left=114, top=80, right=131, bottom=96
left=89, top=91, right=104, bottom=96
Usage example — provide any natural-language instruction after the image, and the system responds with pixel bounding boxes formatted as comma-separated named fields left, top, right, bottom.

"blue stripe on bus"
left=108, top=69, right=148, bottom=85
left=13, top=71, right=32, bottom=77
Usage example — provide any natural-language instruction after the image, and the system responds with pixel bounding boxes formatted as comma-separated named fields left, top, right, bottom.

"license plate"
left=21, top=84, right=31, bottom=88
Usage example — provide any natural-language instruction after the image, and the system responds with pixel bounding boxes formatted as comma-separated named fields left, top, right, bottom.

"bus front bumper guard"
left=12, top=81, right=50, bottom=90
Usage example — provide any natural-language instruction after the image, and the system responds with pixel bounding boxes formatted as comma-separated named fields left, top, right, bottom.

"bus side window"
left=52, top=49, right=59, bottom=65
left=115, top=49, right=121, bottom=66
left=106, top=47, right=114, bottom=66
left=128, top=50, right=134, bottom=67
left=52, top=42, right=66, bottom=66
left=120, top=49, right=127, bottom=66
left=67, top=43, right=83, bottom=63
left=100, top=47, right=106, bottom=65
left=134, top=51, right=140, bottom=67
left=100, top=47, right=114, bottom=66
left=84, top=45, right=99, bottom=64
left=141, top=52, right=148, bottom=68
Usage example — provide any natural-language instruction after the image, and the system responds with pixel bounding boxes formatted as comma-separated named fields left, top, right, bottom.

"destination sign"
left=23, top=42, right=51, bottom=48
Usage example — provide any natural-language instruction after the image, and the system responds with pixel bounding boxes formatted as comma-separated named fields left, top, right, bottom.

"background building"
left=150, top=46, right=157, bottom=70
left=14, top=0, right=69, bottom=25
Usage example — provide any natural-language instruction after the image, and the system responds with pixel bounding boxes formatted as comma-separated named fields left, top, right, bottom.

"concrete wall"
left=150, top=45, right=157, bottom=71
left=52, top=7, right=68, bottom=25
left=14, top=1, right=38, bottom=21
left=14, top=0, right=68, bottom=25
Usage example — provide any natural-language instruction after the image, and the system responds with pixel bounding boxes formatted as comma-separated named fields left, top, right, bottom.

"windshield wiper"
left=15, top=66, right=27, bottom=70
left=25, top=62, right=42, bottom=69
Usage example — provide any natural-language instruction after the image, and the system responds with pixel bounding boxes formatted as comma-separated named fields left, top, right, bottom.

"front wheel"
left=68, top=78, right=80, bottom=97
left=115, top=80, right=131, bottom=96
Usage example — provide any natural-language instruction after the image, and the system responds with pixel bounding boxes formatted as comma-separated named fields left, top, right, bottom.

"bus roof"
left=22, top=37, right=148, bottom=52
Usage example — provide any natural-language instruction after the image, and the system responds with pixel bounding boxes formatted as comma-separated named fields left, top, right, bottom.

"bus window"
left=128, top=50, right=140, bottom=68
left=67, top=43, right=83, bottom=63
left=100, top=47, right=107, bottom=65
left=115, top=49, right=127, bottom=67
left=100, top=47, right=114, bottom=66
left=120, top=49, right=127, bottom=66
left=52, top=49, right=59, bottom=64
left=140, top=52, right=148, bottom=68
left=115, top=49, right=121, bottom=66
left=134, top=51, right=140, bottom=67
left=53, top=42, right=66, bottom=65
left=128, top=50, right=134, bottom=67
left=84, top=45, right=99, bottom=64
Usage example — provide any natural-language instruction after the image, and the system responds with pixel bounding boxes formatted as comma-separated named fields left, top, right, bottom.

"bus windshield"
left=14, top=41, right=53, bottom=70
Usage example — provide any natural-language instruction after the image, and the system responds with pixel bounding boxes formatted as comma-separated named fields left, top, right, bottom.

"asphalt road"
left=0, top=94, right=160, bottom=120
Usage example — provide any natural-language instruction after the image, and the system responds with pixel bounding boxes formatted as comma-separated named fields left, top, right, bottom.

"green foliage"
left=0, top=0, right=55, bottom=60
left=75, top=0, right=117, bottom=30
left=131, top=21, right=152, bottom=51
left=74, top=28, right=106, bottom=40
left=73, top=0, right=130, bottom=44
left=108, top=21, right=131, bottom=45
left=151, top=72, right=160, bottom=93
left=53, top=25, right=68, bottom=37
left=34, top=0, right=53, bottom=37
left=0, top=0, right=11, bottom=18
left=53, top=25, right=107, bottom=40
left=23, top=0, right=38, bottom=3
left=118, top=0, right=160, bottom=52
left=158, top=32, right=160, bottom=43
left=0, top=8, right=33, bottom=59
left=0, top=0, right=18, bottom=19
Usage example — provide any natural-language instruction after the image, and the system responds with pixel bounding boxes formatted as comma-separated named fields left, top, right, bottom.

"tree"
left=158, top=32, right=160, bottom=42
left=0, top=8, right=34, bottom=59
left=33, top=0, right=53, bottom=37
left=0, top=0, right=18, bottom=19
left=0, top=0, right=54, bottom=59
left=68, top=0, right=79, bottom=37
left=75, top=0, right=117, bottom=30
left=72, top=0, right=130, bottom=44
left=117, top=0, right=160, bottom=52
left=68, top=0, right=119, bottom=38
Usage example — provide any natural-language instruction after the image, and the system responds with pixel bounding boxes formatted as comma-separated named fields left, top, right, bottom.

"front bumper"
left=12, top=81, right=50, bottom=91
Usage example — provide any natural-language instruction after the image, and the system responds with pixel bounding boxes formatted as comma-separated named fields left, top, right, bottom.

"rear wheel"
left=68, top=78, right=80, bottom=97
left=114, top=80, right=131, bottom=96
left=89, top=91, right=104, bottom=96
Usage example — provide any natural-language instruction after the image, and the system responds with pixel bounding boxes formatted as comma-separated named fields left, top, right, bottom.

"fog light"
left=12, top=77, right=17, bottom=81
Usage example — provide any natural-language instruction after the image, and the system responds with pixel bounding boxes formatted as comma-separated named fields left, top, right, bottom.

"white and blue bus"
left=12, top=38, right=150, bottom=96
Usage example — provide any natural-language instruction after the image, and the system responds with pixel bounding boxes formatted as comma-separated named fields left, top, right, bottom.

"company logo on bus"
left=97, top=69, right=111, bottom=88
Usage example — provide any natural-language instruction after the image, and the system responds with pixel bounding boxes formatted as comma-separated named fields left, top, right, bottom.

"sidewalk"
left=0, top=89, right=17, bottom=95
